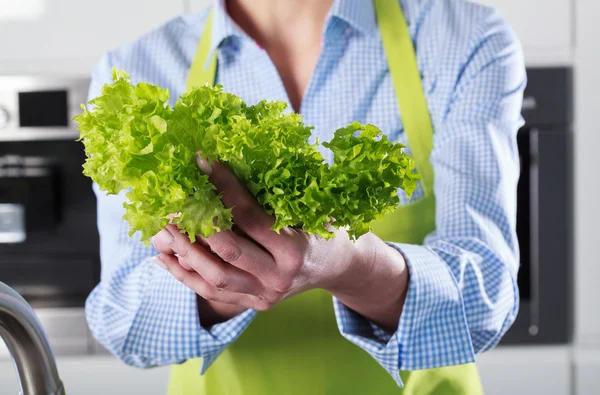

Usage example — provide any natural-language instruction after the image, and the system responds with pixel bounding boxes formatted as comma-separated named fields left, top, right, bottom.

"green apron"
left=168, top=0, right=484, bottom=393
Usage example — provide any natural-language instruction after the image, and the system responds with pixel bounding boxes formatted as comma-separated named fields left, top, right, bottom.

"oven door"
left=0, top=140, right=100, bottom=308
left=501, top=125, right=573, bottom=345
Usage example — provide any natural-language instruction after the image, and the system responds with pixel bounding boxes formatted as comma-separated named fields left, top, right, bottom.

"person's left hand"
left=153, top=154, right=409, bottom=331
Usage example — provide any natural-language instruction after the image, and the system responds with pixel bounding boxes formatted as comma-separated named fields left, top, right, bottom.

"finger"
left=157, top=224, right=264, bottom=295
left=178, top=257, right=194, bottom=271
left=154, top=232, right=193, bottom=270
left=155, top=254, right=273, bottom=311
left=153, top=227, right=197, bottom=271
left=177, top=236, right=210, bottom=271
left=195, top=153, right=284, bottom=251
left=172, top=236, right=211, bottom=271
left=153, top=226, right=227, bottom=271
left=200, top=229, right=276, bottom=278
left=153, top=225, right=210, bottom=256
left=152, top=227, right=176, bottom=255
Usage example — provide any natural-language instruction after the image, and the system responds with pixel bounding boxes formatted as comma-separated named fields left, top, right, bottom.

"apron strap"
left=374, top=0, right=435, bottom=197
left=185, top=8, right=217, bottom=92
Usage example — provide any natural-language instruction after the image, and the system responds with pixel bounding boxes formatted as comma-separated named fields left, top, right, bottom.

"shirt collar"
left=329, top=0, right=378, bottom=37
left=207, top=0, right=380, bottom=60
left=209, top=0, right=246, bottom=54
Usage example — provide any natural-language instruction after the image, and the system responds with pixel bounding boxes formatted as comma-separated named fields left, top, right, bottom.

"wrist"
left=326, top=235, right=405, bottom=298
left=325, top=235, right=409, bottom=332
left=197, top=295, right=247, bottom=329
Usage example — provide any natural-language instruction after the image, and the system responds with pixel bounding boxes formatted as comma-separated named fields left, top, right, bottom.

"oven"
left=0, top=76, right=102, bottom=355
left=501, top=67, right=574, bottom=345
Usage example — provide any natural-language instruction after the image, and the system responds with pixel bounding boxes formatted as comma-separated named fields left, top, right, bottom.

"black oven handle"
left=527, top=128, right=540, bottom=335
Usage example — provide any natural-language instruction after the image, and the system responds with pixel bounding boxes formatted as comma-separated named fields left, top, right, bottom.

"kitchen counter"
left=0, top=341, right=575, bottom=394
left=0, top=307, right=577, bottom=394
left=0, top=305, right=171, bottom=394
left=478, top=345, right=573, bottom=395
left=0, top=355, right=171, bottom=395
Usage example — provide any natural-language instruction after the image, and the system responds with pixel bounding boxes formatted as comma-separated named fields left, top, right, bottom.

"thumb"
left=194, top=151, right=253, bottom=210
left=194, top=151, right=277, bottom=245
left=194, top=152, right=241, bottom=195
left=195, top=152, right=213, bottom=176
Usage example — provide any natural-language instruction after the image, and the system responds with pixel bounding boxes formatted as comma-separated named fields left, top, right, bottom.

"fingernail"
left=195, top=152, right=213, bottom=175
left=153, top=256, right=168, bottom=270
left=155, top=229, right=174, bottom=245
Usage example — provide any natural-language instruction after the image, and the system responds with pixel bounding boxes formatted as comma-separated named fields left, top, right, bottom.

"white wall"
left=0, top=0, right=574, bottom=75
left=477, top=0, right=573, bottom=66
left=0, top=0, right=185, bottom=75
left=189, top=0, right=212, bottom=13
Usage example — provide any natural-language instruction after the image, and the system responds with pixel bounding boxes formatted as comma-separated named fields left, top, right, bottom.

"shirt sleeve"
left=333, top=10, right=525, bottom=384
left=84, top=53, right=257, bottom=371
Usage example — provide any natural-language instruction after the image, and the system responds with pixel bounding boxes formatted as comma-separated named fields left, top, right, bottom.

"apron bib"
left=169, top=0, right=483, bottom=393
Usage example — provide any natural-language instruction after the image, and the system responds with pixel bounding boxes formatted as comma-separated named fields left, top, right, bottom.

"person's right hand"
left=153, top=222, right=272, bottom=301
left=153, top=227, right=254, bottom=327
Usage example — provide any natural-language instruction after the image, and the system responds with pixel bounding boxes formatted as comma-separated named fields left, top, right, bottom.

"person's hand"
left=153, top=154, right=409, bottom=332
left=153, top=154, right=361, bottom=310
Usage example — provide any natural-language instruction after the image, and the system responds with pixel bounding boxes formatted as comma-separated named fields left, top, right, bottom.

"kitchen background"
left=0, top=0, right=597, bottom=394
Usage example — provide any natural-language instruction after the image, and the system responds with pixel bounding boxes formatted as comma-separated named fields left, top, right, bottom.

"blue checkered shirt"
left=85, top=0, right=525, bottom=387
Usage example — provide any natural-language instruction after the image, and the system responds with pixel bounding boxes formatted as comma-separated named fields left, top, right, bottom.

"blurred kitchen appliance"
left=0, top=76, right=101, bottom=358
left=0, top=76, right=99, bottom=310
left=501, top=67, right=573, bottom=345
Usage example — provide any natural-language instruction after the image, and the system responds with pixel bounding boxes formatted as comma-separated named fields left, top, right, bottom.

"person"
left=85, top=0, right=525, bottom=393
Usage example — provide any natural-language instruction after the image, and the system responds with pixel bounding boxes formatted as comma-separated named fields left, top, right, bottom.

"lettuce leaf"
left=74, top=69, right=419, bottom=244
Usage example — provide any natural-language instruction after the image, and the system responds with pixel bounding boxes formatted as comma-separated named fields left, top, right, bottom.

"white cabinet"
left=465, top=0, right=574, bottom=66
left=0, top=0, right=185, bottom=75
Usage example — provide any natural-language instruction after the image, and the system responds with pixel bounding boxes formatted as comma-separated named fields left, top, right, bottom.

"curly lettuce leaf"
left=74, top=69, right=420, bottom=244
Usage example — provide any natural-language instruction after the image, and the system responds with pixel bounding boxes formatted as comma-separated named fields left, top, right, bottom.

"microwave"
left=0, top=76, right=89, bottom=141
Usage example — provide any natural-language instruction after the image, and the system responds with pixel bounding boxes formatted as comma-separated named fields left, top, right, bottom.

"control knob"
left=0, top=106, right=9, bottom=129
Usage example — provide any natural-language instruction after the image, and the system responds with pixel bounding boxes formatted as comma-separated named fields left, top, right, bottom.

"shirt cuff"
left=333, top=297, right=404, bottom=386
left=122, top=266, right=256, bottom=371
left=198, top=308, right=257, bottom=373
left=333, top=243, right=475, bottom=384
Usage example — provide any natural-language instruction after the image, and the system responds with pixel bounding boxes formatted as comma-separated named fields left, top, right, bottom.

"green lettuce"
left=74, top=69, right=419, bottom=244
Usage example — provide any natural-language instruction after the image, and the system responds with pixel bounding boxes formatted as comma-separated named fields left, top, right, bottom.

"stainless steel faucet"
left=0, top=282, right=65, bottom=395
